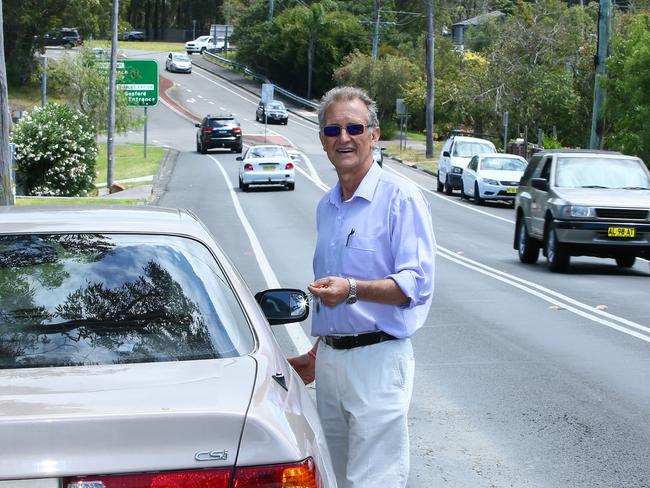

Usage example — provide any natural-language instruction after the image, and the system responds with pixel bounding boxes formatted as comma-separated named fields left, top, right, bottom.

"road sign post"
left=261, top=83, right=274, bottom=142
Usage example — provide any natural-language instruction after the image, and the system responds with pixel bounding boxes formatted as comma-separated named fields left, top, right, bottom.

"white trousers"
left=315, top=338, right=415, bottom=488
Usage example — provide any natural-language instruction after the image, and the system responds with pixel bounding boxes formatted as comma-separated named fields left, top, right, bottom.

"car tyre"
left=196, top=141, right=201, bottom=153
left=615, top=255, right=635, bottom=268
left=460, top=182, right=467, bottom=200
left=200, top=47, right=206, bottom=54
left=473, top=183, right=483, bottom=205
left=444, top=177, right=453, bottom=196
left=436, top=177, right=444, bottom=193
left=545, top=223, right=570, bottom=272
left=200, top=142, right=207, bottom=155
left=517, top=217, right=540, bottom=264
left=287, top=182, right=295, bottom=191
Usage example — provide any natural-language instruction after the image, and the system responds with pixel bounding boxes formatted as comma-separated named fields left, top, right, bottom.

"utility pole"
left=371, top=0, right=381, bottom=60
left=0, top=0, right=15, bottom=205
left=590, top=0, right=612, bottom=149
left=425, top=0, right=435, bottom=158
left=107, top=0, right=119, bottom=191
left=269, top=0, right=274, bottom=21
left=40, top=55, right=47, bottom=107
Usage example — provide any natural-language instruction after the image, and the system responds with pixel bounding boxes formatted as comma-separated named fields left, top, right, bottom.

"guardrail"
left=202, top=51, right=320, bottom=111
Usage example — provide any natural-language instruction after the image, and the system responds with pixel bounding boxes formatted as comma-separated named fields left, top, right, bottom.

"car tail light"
left=285, top=162, right=294, bottom=170
left=234, top=458, right=321, bottom=487
left=64, top=468, right=232, bottom=487
left=63, top=458, right=320, bottom=488
left=202, top=128, right=213, bottom=134
left=244, top=163, right=254, bottom=171
left=233, top=127, right=241, bottom=134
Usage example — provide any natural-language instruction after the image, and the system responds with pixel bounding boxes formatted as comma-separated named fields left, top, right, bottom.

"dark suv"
left=513, top=149, right=650, bottom=272
left=42, top=28, right=82, bottom=48
left=255, top=101, right=289, bottom=125
left=196, top=113, right=242, bottom=154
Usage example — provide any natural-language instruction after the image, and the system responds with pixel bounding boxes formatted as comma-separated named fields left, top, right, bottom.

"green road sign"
left=118, top=60, right=159, bottom=107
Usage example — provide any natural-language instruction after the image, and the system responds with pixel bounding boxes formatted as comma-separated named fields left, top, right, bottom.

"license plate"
left=263, top=166, right=276, bottom=171
left=608, top=227, right=635, bottom=238
left=506, top=187, right=517, bottom=194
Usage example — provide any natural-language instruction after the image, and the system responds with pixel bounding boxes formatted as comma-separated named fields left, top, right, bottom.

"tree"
left=604, top=13, right=650, bottom=163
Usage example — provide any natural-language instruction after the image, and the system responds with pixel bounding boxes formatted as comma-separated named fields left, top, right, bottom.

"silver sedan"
left=237, top=144, right=296, bottom=192
left=0, top=206, right=334, bottom=487
left=461, top=153, right=528, bottom=204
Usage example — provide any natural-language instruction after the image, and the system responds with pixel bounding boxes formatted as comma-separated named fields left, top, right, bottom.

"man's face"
left=319, top=98, right=380, bottom=172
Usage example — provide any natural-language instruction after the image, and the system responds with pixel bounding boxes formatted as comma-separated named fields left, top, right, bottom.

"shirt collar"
left=329, top=162, right=381, bottom=207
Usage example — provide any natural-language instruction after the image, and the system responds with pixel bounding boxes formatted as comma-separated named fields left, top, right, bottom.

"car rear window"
left=208, top=118, right=235, bottom=128
left=0, top=234, right=254, bottom=369
left=555, top=157, right=650, bottom=189
left=248, top=146, right=288, bottom=158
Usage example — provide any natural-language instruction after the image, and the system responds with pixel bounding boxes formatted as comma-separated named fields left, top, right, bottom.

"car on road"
left=185, top=35, right=223, bottom=54
left=513, top=149, right=650, bottom=272
left=196, top=113, right=242, bottom=154
left=0, top=205, right=335, bottom=487
left=165, top=52, right=192, bottom=73
left=461, top=153, right=528, bottom=205
left=438, top=135, right=497, bottom=195
left=120, top=30, right=145, bottom=41
left=373, top=145, right=384, bottom=167
left=237, top=144, right=295, bottom=192
left=255, top=100, right=289, bottom=125
left=39, top=28, right=82, bottom=49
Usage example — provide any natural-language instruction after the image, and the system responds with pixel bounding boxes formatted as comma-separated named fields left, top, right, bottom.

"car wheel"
left=517, top=217, right=540, bottom=264
left=459, top=181, right=467, bottom=200
left=287, top=182, right=295, bottom=191
left=196, top=141, right=201, bottom=153
left=200, top=47, right=206, bottom=54
left=235, top=145, right=243, bottom=154
left=200, top=143, right=207, bottom=155
left=283, top=120, right=288, bottom=125
left=444, top=177, right=453, bottom=196
left=436, top=177, right=444, bottom=193
left=63, top=42, right=73, bottom=49
left=615, top=255, right=635, bottom=268
left=238, top=177, right=244, bottom=190
left=241, top=182, right=250, bottom=192
left=545, top=223, right=570, bottom=272
left=473, top=183, right=483, bottom=205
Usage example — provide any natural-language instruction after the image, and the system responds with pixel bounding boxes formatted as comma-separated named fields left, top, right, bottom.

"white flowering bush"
left=11, top=103, right=98, bottom=196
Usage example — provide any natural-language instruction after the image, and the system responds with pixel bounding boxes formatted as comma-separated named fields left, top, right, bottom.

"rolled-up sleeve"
left=386, top=191, right=436, bottom=310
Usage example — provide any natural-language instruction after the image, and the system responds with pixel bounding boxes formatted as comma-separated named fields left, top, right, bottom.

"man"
left=289, top=86, right=436, bottom=488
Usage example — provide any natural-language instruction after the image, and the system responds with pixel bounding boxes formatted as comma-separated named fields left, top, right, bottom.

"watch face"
left=346, top=296, right=357, bottom=305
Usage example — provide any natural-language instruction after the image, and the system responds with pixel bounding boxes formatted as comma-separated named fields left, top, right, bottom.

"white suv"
left=438, top=135, right=496, bottom=195
left=185, top=36, right=224, bottom=54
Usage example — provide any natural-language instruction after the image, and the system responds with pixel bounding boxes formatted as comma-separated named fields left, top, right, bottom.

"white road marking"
left=186, top=98, right=196, bottom=104
left=209, top=155, right=314, bottom=353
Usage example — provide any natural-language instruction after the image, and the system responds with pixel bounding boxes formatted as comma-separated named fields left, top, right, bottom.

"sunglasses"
left=322, top=124, right=373, bottom=137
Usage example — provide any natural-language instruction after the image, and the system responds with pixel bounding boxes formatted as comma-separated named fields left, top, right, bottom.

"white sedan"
left=461, top=153, right=528, bottom=204
left=237, top=144, right=296, bottom=192
left=165, top=52, right=192, bottom=73
left=0, top=206, right=335, bottom=487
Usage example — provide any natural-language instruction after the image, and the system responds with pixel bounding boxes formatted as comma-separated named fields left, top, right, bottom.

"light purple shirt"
left=312, top=163, right=436, bottom=339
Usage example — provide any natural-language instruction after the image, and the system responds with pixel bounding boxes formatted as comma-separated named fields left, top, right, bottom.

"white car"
left=165, top=52, right=192, bottom=73
left=185, top=35, right=223, bottom=54
left=461, top=153, right=528, bottom=204
left=0, top=206, right=335, bottom=487
left=438, top=135, right=497, bottom=195
left=237, top=144, right=296, bottom=192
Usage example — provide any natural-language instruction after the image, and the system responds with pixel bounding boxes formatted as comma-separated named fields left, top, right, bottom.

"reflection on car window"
left=480, top=157, right=527, bottom=171
left=555, top=157, right=650, bottom=188
left=208, top=119, right=234, bottom=128
left=453, top=142, right=494, bottom=157
left=268, top=102, right=285, bottom=110
left=247, top=146, right=288, bottom=158
left=0, top=234, right=254, bottom=369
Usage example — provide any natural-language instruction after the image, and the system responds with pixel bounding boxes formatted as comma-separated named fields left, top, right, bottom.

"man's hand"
left=288, top=353, right=316, bottom=385
left=308, top=277, right=350, bottom=307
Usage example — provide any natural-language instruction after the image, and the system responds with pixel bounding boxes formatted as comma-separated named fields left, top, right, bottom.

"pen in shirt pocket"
left=346, top=228, right=355, bottom=247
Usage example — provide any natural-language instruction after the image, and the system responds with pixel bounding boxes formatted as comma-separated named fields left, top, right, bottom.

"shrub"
left=11, top=104, right=98, bottom=196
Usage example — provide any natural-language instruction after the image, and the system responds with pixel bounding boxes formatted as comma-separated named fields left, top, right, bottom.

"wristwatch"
left=345, top=278, right=358, bottom=305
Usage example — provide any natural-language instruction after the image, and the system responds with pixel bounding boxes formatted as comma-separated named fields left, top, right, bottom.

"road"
left=129, top=50, right=650, bottom=487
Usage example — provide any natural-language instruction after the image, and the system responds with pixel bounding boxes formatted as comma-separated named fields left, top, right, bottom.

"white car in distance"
left=461, top=153, right=528, bottom=205
left=185, top=35, right=224, bottom=54
left=237, top=144, right=296, bottom=192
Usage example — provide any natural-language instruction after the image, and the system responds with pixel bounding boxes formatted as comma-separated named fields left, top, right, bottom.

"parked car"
left=237, top=144, right=295, bottom=191
left=255, top=101, right=289, bottom=125
left=0, top=206, right=335, bottom=487
left=373, top=145, right=384, bottom=167
left=165, top=52, right=192, bottom=73
left=513, top=149, right=650, bottom=272
left=196, top=113, right=242, bottom=154
left=92, top=47, right=128, bottom=59
left=438, top=135, right=497, bottom=195
left=185, top=35, right=223, bottom=54
left=40, top=28, right=82, bottom=48
left=120, top=30, right=145, bottom=41
left=461, top=153, right=528, bottom=205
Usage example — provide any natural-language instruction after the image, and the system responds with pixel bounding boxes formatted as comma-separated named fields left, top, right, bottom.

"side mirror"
left=443, top=151, right=450, bottom=158
left=195, top=123, right=200, bottom=128
left=531, top=178, right=548, bottom=192
left=254, top=288, right=310, bottom=325
left=236, top=156, right=243, bottom=161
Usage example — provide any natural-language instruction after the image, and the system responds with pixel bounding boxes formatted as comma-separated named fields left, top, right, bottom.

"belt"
left=322, top=331, right=397, bottom=350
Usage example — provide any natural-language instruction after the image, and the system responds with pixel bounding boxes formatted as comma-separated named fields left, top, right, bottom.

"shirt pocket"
left=341, top=236, right=377, bottom=278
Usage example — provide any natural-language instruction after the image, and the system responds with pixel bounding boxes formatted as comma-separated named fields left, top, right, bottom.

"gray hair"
left=318, top=86, right=379, bottom=129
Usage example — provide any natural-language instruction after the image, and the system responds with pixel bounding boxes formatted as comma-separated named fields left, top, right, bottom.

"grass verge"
left=95, top=143, right=164, bottom=184
left=383, top=140, right=444, bottom=174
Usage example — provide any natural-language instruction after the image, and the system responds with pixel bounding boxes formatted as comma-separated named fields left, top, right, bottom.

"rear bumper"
left=242, top=171, right=294, bottom=186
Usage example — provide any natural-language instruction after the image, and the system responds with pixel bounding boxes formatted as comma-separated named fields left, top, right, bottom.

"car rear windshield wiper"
left=578, top=185, right=609, bottom=188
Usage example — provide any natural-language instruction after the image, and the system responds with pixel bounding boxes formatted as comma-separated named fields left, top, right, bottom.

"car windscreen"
left=173, top=54, right=191, bottom=62
left=0, top=233, right=255, bottom=369
left=247, top=146, right=288, bottom=158
left=453, top=142, right=495, bottom=157
left=555, top=157, right=650, bottom=189
left=268, top=102, right=285, bottom=110
left=480, top=157, right=527, bottom=171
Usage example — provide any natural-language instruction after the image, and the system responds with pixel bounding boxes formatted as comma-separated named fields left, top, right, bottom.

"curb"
left=149, top=148, right=179, bottom=205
